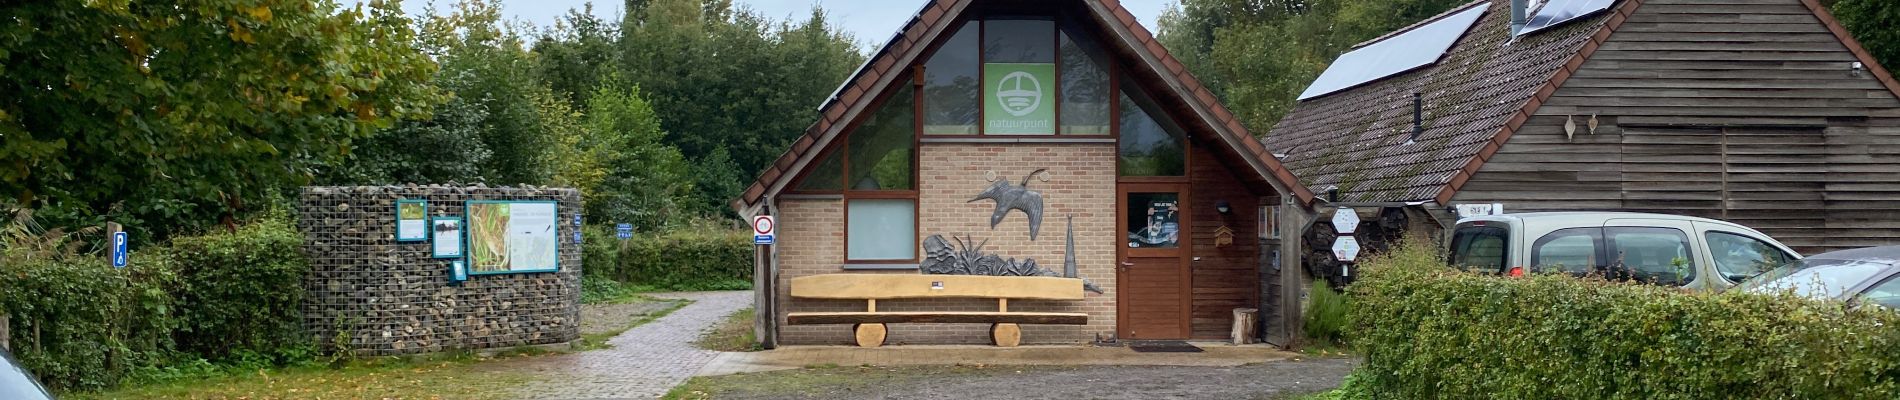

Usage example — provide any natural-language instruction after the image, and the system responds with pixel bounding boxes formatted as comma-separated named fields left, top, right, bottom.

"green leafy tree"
left=579, top=77, right=694, bottom=230
left=616, top=0, right=862, bottom=200
left=0, top=0, right=441, bottom=238
left=417, top=0, right=554, bottom=186
left=534, top=4, right=621, bottom=108
left=1833, top=0, right=1900, bottom=73
left=322, top=96, right=492, bottom=185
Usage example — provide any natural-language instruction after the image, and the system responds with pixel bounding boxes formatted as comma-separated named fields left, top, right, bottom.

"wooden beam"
left=789, top=274, right=1085, bottom=300
left=998, top=298, right=1008, bottom=313
left=787, top=311, right=1088, bottom=325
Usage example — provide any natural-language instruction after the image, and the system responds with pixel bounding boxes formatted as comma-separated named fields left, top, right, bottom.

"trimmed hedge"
left=581, top=225, right=751, bottom=291
left=1350, top=241, right=1900, bottom=399
left=0, top=217, right=311, bottom=391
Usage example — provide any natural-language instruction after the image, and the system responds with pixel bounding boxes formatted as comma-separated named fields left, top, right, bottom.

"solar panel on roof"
left=1517, top=0, right=1613, bottom=36
left=1296, top=4, right=1488, bottom=101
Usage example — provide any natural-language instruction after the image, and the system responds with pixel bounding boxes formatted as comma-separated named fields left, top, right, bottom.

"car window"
left=1706, top=231, right=1791, bottom=283
left=1449, top=225, right=1508, bottom=273
left=1606, top=227, right=1695, bottom=286
left=1532, top=228, right=1601, bottom=274
left=1856, top=274, right=1900, bottom=310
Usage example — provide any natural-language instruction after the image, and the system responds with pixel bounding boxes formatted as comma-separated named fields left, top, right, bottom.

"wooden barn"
left=1264, top=0, right=1900, bottom=255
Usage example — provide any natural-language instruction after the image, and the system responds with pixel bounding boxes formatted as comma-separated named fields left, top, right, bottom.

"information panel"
left=466, top=201, right=559, bottom=274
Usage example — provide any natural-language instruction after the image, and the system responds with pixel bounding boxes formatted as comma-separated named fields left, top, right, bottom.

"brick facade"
left=776, top=142, right=1118, bottom=345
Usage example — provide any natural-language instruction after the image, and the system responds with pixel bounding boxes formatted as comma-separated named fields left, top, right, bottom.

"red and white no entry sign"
left=753, top=215, right=776, bottom=235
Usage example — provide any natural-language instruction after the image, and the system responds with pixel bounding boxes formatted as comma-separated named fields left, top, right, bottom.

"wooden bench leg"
left=854, top=323, right=887, bottom=348
left=990, top=323, right=1021, bottom=347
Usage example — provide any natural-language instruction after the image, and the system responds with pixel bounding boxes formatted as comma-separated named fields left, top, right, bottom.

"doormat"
left=1128, top=340, right=1203, bottom=353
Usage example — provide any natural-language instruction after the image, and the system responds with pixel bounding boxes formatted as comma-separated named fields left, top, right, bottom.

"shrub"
left=0, top=256, right=178, bottom=391
left=582, top=225, right=751, bottom=291
left=166, top=217, right=312, bottom=364
left=1349, top=239, right=1900, bottom=399
left=1303, top=279, right=1349, bottom=346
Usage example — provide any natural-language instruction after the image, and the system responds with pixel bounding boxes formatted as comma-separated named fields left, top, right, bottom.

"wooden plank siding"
left=1187, top=144, right=1264, bottom=340
left=1453, top=0, right=1900, bottom=254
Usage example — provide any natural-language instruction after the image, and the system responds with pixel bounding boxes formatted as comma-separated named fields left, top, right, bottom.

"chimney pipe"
left=1408, top=92, right=1424, bottom=144
left=1510, top=0, right=1528, bottom=35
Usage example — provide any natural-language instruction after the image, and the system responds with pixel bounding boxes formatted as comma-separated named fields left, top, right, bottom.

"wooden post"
left=997, top=298, right=1008, bottom=313
left=1278, top=203, right=1313, bottom=350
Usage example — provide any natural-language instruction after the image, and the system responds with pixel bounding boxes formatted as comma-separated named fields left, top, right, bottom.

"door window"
left=1532, top=228, right=1602, bottom=275
left=1855, top=274, right=1900, bottom=310
left=1605, top=227, right=1696, bottom=286
left=1706, top=231, right=1792, bottom=283
left=1448, top=225, right=1508, bottom=273
left=1126, top=193, right=1180, bottom=248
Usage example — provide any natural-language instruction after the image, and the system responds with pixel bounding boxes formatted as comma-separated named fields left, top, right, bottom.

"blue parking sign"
left=616, top=223, right=633, bottom=240
left=112, top=231, right=128, bottom=268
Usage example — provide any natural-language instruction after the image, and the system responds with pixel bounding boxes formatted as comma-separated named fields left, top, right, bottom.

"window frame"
left=918, top=14, right=1120, bottom=138
left=1530, top=227, right=1606, bottom=275
left=1604, top=226, right=1698, bottom=286
left=1704, top=230, right=1794, bottom=284
left=1448, top=224, right=1511, bottom=274
left=1851, top=271, right=1900, bottom=310
left=843, top=197, right=921, bottom=263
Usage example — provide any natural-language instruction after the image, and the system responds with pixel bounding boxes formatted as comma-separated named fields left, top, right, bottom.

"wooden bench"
left=787, top=274, right=1089, bottom=347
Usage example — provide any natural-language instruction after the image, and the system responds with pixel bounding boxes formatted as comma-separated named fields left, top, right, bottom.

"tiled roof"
left=732, top=0, right=1316, bottom=213
left=1263, top=0, right=1620, bottom=204
left=1263, top=0, right=1900, bottom=205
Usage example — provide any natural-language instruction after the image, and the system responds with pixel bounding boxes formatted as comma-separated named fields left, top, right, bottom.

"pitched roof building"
left=733, top=0, right=1318, bottom=347
left=1265, top=0, right=1900, bottom=253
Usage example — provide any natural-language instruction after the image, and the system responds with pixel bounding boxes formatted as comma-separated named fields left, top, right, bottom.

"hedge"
left=581, top=225, right=751, bottom=291
left=1349, top=241, right=1900, bottom=399
left=0, top=217, right=312, bottom=391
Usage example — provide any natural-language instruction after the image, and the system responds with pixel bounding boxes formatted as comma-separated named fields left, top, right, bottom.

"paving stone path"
left=517, top=290, right=752, bottom=400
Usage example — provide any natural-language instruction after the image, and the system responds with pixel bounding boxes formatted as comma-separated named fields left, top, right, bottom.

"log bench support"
left=786, top=274, right=1089, bottom=348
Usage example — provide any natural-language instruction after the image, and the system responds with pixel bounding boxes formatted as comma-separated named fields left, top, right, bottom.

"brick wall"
left=775, top=142, right=1118, bottom=345
left=298, top=185, right=582, bottom=356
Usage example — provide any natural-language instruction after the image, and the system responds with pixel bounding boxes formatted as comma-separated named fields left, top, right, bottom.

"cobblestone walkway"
left=517, top=291, right=752, bottom=400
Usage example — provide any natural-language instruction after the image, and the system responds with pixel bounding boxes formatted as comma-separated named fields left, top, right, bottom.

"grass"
left=661, top=364, right=1019, bottom=400
left=70, top=352, right=538, bottom=400
left=693, top=307, right=760, bottom=352
left=76, top=290, right=693, bottom=398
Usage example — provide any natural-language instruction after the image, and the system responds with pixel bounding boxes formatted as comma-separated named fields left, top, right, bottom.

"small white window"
left=847, top=199, right=917, bottom=261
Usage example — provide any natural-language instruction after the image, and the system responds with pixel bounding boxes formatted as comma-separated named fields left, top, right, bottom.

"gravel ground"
left=579, top=298, right=677, bottom=336
left=671, top=357, right=1359, bottom=400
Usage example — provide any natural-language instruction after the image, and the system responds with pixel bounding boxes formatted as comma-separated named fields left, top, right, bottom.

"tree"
left=615, top=0, right=862, bottom=202
left=1833, top=0, right=1900, bottom=73
left=578, top=78, right=693, bottom=230
left=0, top=0, right=441, bottom=237
left=534, top=4, right=620, bottom=109
left=321, top=96, right=492, bottom=185
left=417, top=0, right=554, bottom=186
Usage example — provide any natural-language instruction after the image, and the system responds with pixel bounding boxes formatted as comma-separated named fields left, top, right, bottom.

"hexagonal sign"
left=1331, top=208, right=1360, bottom=234
left=1333, top=236, right=1362, bottom=262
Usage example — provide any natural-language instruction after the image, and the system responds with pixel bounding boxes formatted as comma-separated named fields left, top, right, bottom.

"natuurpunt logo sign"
left=984, top=63, right=1055, bottom=135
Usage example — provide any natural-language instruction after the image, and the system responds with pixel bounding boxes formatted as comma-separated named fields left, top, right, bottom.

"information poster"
left=396, top=200, right=428, bottom=242
left=466, top=201, right=559, bottom=273
left=983, top=63, right=1056, bottom=135
left=431, top=217, right=464, bottom=259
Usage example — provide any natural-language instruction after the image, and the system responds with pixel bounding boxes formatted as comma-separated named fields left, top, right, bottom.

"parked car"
left=1446, top=212, right=1800, bottom=291
left=0, top=348, right=54, bottom=400
left=1732, top=246, right=1900, bottom=309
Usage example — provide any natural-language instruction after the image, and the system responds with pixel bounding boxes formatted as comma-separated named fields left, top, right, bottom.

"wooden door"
left=1117, top=183, right=1191, bottom=339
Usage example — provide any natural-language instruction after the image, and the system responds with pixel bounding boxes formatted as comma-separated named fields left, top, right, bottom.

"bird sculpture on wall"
left=969, top=168, right=1048, bottom=240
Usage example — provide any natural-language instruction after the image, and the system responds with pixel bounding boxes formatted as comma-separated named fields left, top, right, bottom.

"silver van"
left=1445, top=212, right=1801, bottom=291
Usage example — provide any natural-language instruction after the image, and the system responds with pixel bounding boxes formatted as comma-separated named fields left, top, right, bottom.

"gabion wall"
left=298, top=185, right=582, bottom=356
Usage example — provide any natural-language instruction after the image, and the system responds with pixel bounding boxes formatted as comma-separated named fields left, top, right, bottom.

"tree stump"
left=853, top=323, right=886, bottom=348
left=990, top=323, right=1021, bottom=347
left=1232, top=308, right=1258, bottom=345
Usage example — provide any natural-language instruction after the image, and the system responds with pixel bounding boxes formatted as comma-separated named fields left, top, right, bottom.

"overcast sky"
left=397, top=0, right=1173, bottom=49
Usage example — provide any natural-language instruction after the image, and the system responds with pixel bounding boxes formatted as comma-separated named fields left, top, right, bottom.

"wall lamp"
left=1216, top=200, right=1232, bottom=215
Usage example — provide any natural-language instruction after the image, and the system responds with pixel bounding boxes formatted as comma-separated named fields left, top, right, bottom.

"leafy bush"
left=581, top=225, right=750, bottom=291
left=166, top=217, right=312, bottom=364
left=0, top=212, right=312, bottom=391
left=1303, top=279, right=1349, bottom=346
left=1349, top=239, right=1900, bottom=399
